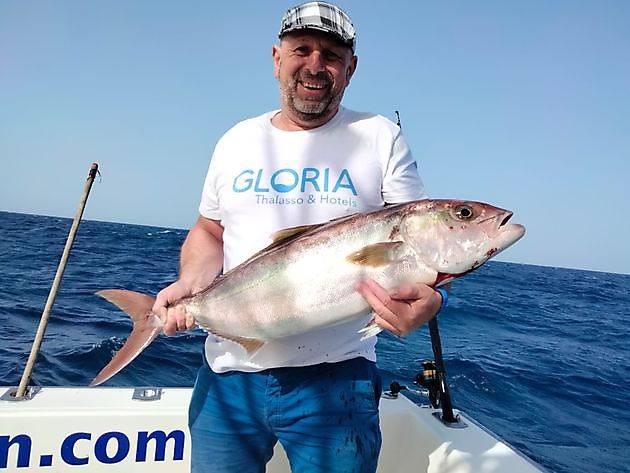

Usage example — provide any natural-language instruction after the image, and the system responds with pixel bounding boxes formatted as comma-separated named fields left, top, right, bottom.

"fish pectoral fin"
left=346, top=241, right=404, bottom=267
left=210, top=330, right=266, bottom=357
left=358, top=319, right=383, bottom=340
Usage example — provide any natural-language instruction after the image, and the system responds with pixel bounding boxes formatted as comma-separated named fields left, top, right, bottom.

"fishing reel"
left=383, top=360, right=441, bottom=408
left=414, top=360, right=441, bottom=408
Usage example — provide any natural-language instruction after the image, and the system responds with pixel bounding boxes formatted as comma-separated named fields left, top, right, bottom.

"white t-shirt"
left=198, top=107, right=426, bottom=372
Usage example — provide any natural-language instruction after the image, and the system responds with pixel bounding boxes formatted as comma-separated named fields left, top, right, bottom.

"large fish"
left=91, top=199, right=525, bottom=385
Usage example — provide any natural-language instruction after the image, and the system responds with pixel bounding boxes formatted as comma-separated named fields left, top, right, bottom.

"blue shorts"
left=188, top=357, right=383, bottom=473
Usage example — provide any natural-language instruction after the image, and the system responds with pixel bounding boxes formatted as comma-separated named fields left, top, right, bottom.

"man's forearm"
left=178, top=217, right=224, bottom=292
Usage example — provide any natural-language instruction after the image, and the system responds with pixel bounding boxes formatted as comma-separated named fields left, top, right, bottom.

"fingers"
left=356, top=280, right=408, bottom=336
left=372, top=313, right=403, bottom=337
left=162, top=306, right=192, bottom=336
left=154, top=282, right=196, bottom=336
left=162, top=305, right=196, bottom=336
left=152, top=290, right=169, bottom=321
left=357, top=279, right=393, bottom=304
left=388, top=282, right=425, bottom=300
left=356, top=279, right=442, bottom=337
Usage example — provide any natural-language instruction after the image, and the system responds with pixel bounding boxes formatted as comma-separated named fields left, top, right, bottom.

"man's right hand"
left=153, top=281, right=197, bottom=336
left=153, top=215, right=224, bottom=337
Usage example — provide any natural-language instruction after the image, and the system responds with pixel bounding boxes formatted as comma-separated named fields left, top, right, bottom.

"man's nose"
left=305, top=51, right=326, bottom=73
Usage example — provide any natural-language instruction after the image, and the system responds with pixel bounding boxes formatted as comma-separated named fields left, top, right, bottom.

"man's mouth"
left=300, top=81, right=328, bottom=90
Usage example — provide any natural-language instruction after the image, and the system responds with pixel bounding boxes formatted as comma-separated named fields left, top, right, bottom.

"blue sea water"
left=1, top=210, right=629, bottom=472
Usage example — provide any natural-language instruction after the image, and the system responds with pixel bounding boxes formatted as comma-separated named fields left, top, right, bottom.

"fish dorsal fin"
left=227, top=215, right=358, bottom=271
left=270, top=224, right=322, bottom=244
left=268, top=213, right=358, bottom=247
left=235, top=224, right=325, bottom=268
left=346, top=241, right=404, bottom=267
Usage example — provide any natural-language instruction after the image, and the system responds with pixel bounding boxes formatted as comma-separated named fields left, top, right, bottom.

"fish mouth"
left=498, top=212, right=526, bottom=238
left=486, top=211, right=526, bottom=257
left=488, top=210, right=514, bottom=229
left=474, top=209, right=525, bottom=267
left=484, top=210, right=525, bottom=239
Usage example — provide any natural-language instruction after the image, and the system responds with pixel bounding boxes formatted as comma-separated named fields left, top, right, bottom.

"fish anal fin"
left=236, top=337, right=266, bottom=356
left=210, top=330, right=266, bottom=357
left=346, top=242, right=404, bottom=267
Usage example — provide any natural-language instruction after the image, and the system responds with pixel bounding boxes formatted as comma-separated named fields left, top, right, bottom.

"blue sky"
left=1, top=1, right=628, bottom=274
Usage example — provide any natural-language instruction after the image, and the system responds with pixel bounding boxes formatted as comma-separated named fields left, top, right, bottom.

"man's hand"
left=153, top=215, right=224, bottom=337
left=356, top=279, right=442, bottom=336
left=153, top=281, right=197, bottom=336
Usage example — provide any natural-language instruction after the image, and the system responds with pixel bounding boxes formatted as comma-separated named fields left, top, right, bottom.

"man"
left=154, top=2, right=443, bottom=472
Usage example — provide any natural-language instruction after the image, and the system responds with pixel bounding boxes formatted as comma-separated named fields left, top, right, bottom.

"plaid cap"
left=279, top=2, right=356, bottom=52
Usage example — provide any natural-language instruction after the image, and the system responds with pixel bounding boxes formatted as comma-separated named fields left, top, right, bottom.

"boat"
left=0, top=165, right=545, bottom=472
left=0, top=383, right=544, bottom=472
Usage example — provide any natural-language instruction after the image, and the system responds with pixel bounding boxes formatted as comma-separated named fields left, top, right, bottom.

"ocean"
left=1, top=211, right=629, bottom=472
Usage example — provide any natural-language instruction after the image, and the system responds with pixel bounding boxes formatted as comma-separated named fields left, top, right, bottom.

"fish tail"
left=90, top=289, right=163, bottom=386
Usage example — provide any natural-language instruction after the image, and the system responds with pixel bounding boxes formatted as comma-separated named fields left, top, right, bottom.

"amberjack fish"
left=91, top=199, right=525, bottom=385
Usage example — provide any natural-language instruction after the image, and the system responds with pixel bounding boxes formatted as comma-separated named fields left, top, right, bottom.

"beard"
left=280, top=71, right=344, bottom=123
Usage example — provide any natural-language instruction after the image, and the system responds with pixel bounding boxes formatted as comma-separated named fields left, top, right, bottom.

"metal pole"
left=15, top=163, right=99, bottom=398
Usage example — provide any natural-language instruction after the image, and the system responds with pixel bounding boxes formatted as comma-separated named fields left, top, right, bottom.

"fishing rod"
left=425, top=317, right=458, bottom=423
left=390, top=109, right=458, bottom=425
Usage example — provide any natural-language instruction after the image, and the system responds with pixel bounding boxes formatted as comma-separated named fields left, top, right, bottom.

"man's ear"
left=272, top=44, right=281, bottom=79
left=346, top=55, right=358, bottom=84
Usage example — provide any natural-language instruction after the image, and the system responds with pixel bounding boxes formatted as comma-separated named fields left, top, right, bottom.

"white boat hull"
left=0, top=386, right=542, bottom=472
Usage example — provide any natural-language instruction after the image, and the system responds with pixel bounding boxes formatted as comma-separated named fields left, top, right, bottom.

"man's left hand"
left=356, top=279, right=442, bottom=336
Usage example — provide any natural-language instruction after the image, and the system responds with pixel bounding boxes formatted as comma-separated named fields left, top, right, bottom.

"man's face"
left=272, top=30, right=357, bottom=127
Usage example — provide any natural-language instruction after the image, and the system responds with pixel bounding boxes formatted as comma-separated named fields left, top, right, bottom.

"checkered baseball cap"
left=279, top=2, right=356, bottom=52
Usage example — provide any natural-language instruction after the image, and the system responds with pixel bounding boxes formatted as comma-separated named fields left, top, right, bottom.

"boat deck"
left=0, top=386, right=543, bottom=472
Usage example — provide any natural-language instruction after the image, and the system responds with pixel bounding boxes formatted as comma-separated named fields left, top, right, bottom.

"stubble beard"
left=280, top=73, right=344, bottom=123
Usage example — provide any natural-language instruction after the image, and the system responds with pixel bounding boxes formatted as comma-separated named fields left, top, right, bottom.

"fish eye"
left=454, top=205, right=474, bottom=220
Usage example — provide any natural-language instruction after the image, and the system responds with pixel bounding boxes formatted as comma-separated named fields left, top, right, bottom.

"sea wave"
left=1, top=211, right=629, bottom=472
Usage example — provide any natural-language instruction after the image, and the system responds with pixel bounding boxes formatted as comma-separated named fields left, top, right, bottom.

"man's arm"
left=152, top=215, right=224, bottom=336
